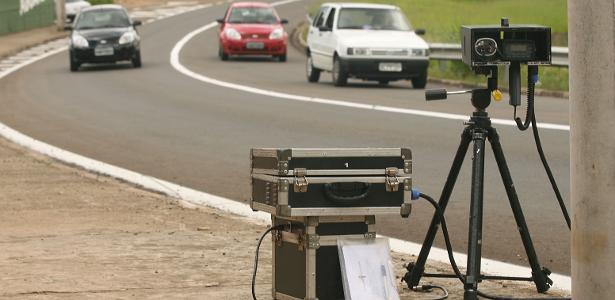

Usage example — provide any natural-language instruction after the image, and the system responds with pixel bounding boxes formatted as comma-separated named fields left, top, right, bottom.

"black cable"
left=413, top=284, right=450, bottom=299
left=531, top=112, right=571, bottom=230
left=513, top=65, right=570, bottom=230
left=514, top=66, right=536, bottom=131
left=476, top=290, right=570, bottom=300
left=252, top=224, right=287, bottom=300
left=417, top=193, right=571, bottom=300
left=418, top=193, right=465, bottom=283
left=510, top=65, right=570, bottom=229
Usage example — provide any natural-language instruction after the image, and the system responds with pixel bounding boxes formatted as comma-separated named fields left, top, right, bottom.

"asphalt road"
left=0, top=0, right=571, bottom=276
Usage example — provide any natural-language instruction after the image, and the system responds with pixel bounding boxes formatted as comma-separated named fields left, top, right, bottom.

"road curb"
left=0, top=29, right=68, bottom=61
left=290, top=21, right=308, bottom=55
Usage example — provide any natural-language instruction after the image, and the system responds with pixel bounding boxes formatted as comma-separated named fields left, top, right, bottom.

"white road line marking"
left=169, top=5, right=569, bottom=131
left=168, top=0, right=571, bottom=291
left=0, top=0, right=570, bottom=292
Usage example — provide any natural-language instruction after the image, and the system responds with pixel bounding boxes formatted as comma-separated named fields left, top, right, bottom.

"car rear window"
left=337, top=8, right=411, bottom=31
left=227, top=7, right=279, bottom=24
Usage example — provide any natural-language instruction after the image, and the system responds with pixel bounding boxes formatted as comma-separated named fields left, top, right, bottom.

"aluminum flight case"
left=271, top=215, right=376, bottom=300
left=250, top=148, right=412, bottom=218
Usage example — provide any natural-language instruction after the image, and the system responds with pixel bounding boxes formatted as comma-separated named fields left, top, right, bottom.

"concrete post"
left=568, top=0, right=615, bottom=298
left=55, top=0, right=65, bottom=30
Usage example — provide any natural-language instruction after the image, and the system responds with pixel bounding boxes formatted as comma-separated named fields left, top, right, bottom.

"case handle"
left=323, top=182, right=371, bottom=204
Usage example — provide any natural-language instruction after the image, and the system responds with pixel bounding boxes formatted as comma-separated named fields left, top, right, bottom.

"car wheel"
left=132, top=50, right=142, bottom=68
left=277, top=53, right=287, bottom=62
left=69, top=54, right=80, bottom=72
left=411, top=73, right=427, bottom=89
left=332, top=56, right=348, bottom=86
left=306, top=53, right=321, bottom=83
left=219, top=45, right=229, bottom=61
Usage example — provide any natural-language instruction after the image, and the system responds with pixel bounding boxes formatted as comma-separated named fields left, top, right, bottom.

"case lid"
left=251, top=148, right=412, bottom=177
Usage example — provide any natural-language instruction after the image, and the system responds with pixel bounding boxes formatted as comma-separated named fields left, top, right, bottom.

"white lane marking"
left=0, top=0, right=571, bottom=292
left=0, top=47, right=68, bottom=79
left=169, top=18, right=569, bottom=131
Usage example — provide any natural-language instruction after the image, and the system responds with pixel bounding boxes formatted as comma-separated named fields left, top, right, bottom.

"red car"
left=217, top=2, right=288, bottom=62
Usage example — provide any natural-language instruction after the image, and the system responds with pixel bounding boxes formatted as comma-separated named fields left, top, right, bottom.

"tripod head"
left=424, top=66, right=501, bottom=112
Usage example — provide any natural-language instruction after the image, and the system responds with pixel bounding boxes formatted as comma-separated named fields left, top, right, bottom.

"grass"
left=344, top=0, right=568, bottom=46
left=307, top=0, right=569, bottom=91
left=429, top=60, right=569, bottom=91
left=89, top=0, right=114, bottom=5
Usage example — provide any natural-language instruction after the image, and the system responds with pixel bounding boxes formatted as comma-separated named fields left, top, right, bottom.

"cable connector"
left=412, top=285, right=435, bottom=292
left=411, top=283, right=450, bottom=299
left=411, top=188, right=421, bottom=200
left=530, top=73, right=539, bottom=84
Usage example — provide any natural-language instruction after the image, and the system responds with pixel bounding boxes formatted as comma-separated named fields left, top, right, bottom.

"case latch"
left=385, top=167, right=400, bottom=192
left=306, top=234, right=320, bottom=249
left=294, top=168, right=308, bottom=193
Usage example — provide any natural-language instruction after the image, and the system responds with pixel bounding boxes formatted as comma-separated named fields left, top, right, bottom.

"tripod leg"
left=404, top=127, right=472, bottom=288
left=463, top=130, right=488, bottom=300
left=487, top=127, right=553, bottom=292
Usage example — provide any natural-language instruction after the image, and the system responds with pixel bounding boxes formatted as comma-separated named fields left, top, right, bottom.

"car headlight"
left=224, top=28, right=242, bottom=40
left=71, top=34, right=89, bottom=48
left=347, top=47, right=369, bottom=55
left=411, top=48, right=429, bottom=56
left=269, top=28, right=284, bottom=40
left=119, top=32, right=136, bottom=45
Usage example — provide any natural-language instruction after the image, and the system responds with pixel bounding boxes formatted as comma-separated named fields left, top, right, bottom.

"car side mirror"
left=216, top=18, right=225, bottom=24
left=318, top=26, right=331, bottom=32
left=415, top=28, right=426, bottom=35
left=133, top=20, right=142, bottom=27
left=280, top=19, right=289, bottom=24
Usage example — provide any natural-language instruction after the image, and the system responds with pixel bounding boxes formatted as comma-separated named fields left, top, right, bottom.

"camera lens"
left=475, top=38, right=498, bottom=57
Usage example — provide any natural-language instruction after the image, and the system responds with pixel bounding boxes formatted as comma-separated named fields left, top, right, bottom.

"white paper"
left=338, top=238, right=400, bottom=300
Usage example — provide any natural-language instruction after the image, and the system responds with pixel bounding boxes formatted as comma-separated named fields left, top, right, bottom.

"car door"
left=307, top=6, right=332, bottom=70
left=319, top=7, right=337, bottom=71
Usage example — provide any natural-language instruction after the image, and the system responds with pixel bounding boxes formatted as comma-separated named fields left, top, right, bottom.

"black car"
left=67, top=5, right=142, bottom=72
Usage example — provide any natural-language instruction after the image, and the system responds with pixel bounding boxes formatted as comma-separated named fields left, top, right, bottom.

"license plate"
left=94, top=46, right=114, bottom=56
left=378, top=62, right=402, bottom=72
left=246, top=42, right=265, bottom=50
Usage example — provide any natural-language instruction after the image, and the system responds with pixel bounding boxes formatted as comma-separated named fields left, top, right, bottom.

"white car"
left=306, top=3, right=429, bottom=88
left=66, top=0, right=91, bottom=23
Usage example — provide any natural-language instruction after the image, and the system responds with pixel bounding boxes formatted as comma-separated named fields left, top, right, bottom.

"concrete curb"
left=0, top=29, right=68, bottom=61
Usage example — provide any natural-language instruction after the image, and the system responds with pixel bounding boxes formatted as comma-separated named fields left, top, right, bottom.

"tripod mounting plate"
left=471, top=89, right=492, bottom=111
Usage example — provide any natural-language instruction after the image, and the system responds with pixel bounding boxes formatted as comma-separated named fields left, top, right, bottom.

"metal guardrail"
left=429, top=43, right=569, bottom=67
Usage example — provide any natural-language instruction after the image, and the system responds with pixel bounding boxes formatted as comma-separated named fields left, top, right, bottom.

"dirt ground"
left=0, top=138, right=571, bottom=300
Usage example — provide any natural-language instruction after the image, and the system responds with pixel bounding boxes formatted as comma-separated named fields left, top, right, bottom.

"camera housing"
left=461, top=24, right=551, bottom=67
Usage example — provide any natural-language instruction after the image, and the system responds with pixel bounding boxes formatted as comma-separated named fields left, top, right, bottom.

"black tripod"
left=403, top=81, right=552, bottom=299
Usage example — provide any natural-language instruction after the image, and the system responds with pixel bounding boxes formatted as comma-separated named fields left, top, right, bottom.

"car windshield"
left=227, top=7, right=279, bottom=24
left=74, top=9, right=131, bottom=30
left=337, top=8, right=411, bottom=31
